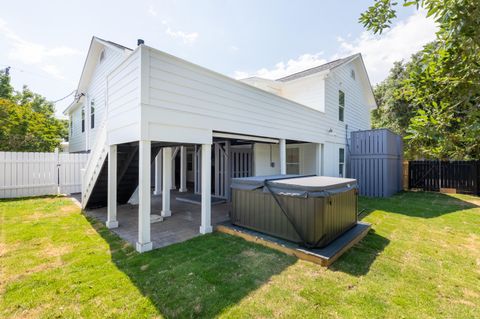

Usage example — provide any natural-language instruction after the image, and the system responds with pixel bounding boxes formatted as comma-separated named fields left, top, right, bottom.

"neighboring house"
left=64, top=36, right=376, bottom=253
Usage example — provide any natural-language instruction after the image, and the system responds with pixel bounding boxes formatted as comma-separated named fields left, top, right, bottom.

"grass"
left=1, top=192, right=479, bottom=318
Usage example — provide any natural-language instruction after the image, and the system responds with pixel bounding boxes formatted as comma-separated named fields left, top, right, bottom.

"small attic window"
left=350, top=69, right=355, bottom=80
left=99, top=49, right=106, bottom=63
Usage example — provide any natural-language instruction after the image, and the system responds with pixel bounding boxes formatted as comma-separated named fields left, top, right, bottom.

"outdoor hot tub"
left=230, top=175, right=358, bottom=248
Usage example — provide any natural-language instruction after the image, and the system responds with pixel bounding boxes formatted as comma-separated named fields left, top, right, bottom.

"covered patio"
left=86, top=190, right=230, bottom=249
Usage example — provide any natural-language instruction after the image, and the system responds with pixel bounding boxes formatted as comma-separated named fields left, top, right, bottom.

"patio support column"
left=171, top=149, right=177, bottom=190
left=153, top=149, right=162, bottom=195
left=280, top=139, right=287, bottom=175
left=162, top=147, right=172, bottom=217
left=136, top=140, right=152, bottom=253
left=199, top=143, right=212, bottom=234
left=106, top=144, right=118, bottom=229
left=179, top=146, right=187, bottom=192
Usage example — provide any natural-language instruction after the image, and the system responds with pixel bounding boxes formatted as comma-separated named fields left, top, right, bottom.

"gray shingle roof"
left=276, top=53, right=360, bottom=82
left=94, top=36, right=133, bottom=51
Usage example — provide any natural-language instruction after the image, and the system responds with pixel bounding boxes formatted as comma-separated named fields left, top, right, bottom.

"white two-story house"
left=64, top=37, right=376, bottom=252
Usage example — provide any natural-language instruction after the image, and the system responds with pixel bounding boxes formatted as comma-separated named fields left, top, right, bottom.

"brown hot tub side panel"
left=230, top=177, right=358, bottom=248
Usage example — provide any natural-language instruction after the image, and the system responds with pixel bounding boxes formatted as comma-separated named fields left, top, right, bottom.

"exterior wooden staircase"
left=81, top=124, right=161, bottom=209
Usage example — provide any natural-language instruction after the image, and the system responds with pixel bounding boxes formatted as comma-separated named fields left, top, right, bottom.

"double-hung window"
left=81, top=107, right=85, bottom=132
left=90, top=99, right=95, bottom=129
left=339, top=90, right=345, bottom=122
left=339, top=148, right=345, bottom=177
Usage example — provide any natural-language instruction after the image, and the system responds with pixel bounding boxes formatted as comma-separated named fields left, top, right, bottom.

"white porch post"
left=179, top=146, right=187, bottom=192
left=136, top=140, right=152, bottom=253
left=200, top=143, right=212, bottom=234
left=106, top=144, right=118, bottom=229
left=279, top=139, right=287, bottom=175
left=154, top=149, right=162, bottom=195
left=316, top=143, right=324, bottom=176
left=171, top=151, right=177, bottom=190
left=162, top=147, right=172, bottom=217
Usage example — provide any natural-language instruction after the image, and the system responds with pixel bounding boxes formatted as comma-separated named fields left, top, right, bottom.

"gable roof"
left=277, top=53, right=376, bottom=108
left=63, top=37, right=132, bottom=114
left=277, top=53, right=360, bottom=82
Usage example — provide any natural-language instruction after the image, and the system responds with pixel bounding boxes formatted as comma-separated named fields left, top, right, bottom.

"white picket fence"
left=0, top=150, right=88, bottom=198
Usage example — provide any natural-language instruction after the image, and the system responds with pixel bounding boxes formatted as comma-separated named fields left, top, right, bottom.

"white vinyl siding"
left=280, top=73, right=326, bottom=113
left=140, top=47, right=336, bottom=144
left=84, top=46, right=126, bottom=149
left=68, top=105, right=86, bottom=153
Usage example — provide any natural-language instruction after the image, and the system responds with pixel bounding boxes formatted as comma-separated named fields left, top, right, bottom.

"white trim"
left=213, top=132, right=279, bottom=144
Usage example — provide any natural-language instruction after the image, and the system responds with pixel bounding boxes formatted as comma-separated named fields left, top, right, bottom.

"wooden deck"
left=216, top=221, right=371, bottom=267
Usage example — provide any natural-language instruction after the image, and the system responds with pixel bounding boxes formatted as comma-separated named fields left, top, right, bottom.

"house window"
left=70, top=115, right=73, bottom=134
left=286, top=148, right=300, bottom=174
left=90, top=99, right=95, bottom=129
left=339, top=148, right=345, bottom=177
left=81, top=107, right=85, bottom=132
left=339, top=90, right=345, bottom=122
left=351, top=69, right=355, bottom=80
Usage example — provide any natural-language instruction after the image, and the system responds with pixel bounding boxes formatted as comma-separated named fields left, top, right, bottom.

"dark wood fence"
left=408, top=160, right=480, bottom=195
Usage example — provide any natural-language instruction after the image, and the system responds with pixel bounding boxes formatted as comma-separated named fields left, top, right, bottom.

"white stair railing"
left=81, top=121, right=108, bottom=209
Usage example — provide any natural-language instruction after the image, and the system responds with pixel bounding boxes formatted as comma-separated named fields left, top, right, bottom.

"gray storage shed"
left=349, top=129, right=403, bottom=197
left=230, top=175, right=358, bottom=248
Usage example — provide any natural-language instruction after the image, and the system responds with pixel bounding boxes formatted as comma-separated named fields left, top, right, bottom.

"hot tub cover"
left=231, top=175, right=357, bottom=198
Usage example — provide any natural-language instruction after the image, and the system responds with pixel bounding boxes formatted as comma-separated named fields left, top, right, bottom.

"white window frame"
left=286, top=147, right=300, bottom=175
left=90, top=99, right=95, bottom=129
left=339, top=148, right=345, bottom=177
left=339, top=90, right=345, bottom=122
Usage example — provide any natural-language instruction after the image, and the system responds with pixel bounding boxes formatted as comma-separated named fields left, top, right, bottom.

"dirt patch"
left=43, top=243, right=73, bottom=258
left=462, top=234, right=480, bottom=255
left=60, top=205, right=79, bottom=213
left=240, top=249, right=264, bottom=259
left=12, top=305, right=47, bottom=319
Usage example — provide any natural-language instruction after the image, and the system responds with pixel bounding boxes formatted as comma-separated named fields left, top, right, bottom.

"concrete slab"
left=85, top=190, right=230, bottom=249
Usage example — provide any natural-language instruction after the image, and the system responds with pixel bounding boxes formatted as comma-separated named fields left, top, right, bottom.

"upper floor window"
left=351, top=69, right=355, bottom=80
left=81, top=107, right=85, bottom=132
left=70, top=115, right=73, bottom=134
left=90, top=99, right=95, bottom=129
left=286, top=147, right=300, bottom=174
left=339, top=148, right=345, bottom=177
left=339, top=90, right=345, bottom=122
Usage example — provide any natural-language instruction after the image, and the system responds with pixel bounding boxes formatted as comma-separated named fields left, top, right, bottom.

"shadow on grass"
left=88, top=216, right=296, bottom=318
left=359, top=191, right=478, bottom=219
left=330, top=229, right=390, bottom=276
left=0, top=194, right=65, bottom=203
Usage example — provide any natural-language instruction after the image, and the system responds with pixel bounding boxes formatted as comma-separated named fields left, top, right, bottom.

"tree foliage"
left=0, top=71, right=68, bottom=152
left=362, top=0, right=480, bottom=159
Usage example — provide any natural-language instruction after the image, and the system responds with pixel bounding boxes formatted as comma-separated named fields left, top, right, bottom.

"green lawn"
left=1, top=192, right=479, bottom=318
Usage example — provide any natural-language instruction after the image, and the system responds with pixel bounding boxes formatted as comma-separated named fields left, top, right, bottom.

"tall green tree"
left=0, top=70, right=68, bottom=152
left=362, top=0, right=480, bottom=159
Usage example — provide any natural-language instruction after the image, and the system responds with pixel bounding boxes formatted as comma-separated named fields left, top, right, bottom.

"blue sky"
left=0, top=1, right=436, bottom=117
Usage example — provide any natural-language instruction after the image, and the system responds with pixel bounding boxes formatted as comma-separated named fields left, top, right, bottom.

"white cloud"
left=336, top=10, right=437, bottom=84
left=229, top=45, right=239, bottom=52
left=165, top=27, right=199, bottom=44
left=41, top=64, right=65, bottom=79
left=234, top=11, right=436, bottom=84
left=0, top=18, right=80, bottom=77
left=234, top=52, right=326, bottom=80
left=161, top=20, right=198, bottom=45
left=148, top=5, right=158, bottom=17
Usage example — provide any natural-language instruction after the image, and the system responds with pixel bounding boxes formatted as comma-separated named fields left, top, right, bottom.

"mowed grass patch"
left=1, top=192, right=479, bottom=318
